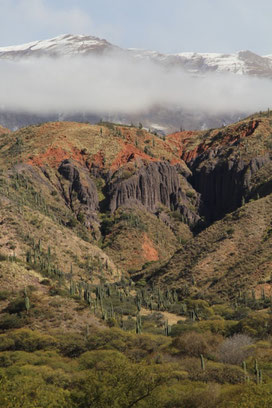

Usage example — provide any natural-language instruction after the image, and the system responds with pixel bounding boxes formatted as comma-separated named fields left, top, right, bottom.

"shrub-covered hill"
left=0, top=121, right=198, bottom=276
left=1, top=115, right=272, bottom=406
left=145, top=193, right=272, bottom=301
left=2, top=114, right=272, bottom=297
left=136, top=111, right=272, bottom=299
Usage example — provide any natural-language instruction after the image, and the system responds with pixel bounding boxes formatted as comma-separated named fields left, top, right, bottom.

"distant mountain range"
left=0, top=34, right=271, bottom=131
left=1, top=34, right=272, bottom=77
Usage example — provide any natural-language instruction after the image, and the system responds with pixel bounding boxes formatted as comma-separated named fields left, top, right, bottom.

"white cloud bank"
left=0, top=54, right=271, bottom=116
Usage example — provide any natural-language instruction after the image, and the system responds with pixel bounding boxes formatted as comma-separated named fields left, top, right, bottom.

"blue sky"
left=0, top=0, right=271, bottom=54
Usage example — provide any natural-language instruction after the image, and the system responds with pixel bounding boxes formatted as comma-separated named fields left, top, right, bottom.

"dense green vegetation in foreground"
left=1, top=270, right=272, bottom=408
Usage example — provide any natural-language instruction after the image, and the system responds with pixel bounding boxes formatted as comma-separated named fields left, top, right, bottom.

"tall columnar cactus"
left=242, top=361, right=249, bottom=383
left=200, top=354, right=205, bottom=371
left=190, top=309, right=196, bottom=321
left=181, top=303, right=187, bottom=314
left=87, top=291, right=92, bottom=306
left=70, top=280, right=75, bottom=296
left=164, top=320, right=171, bottom=336
left=34, top=250, right=37, bottom=265
left=256, top=368, right=263, bottom=385
left=242, top=360, right=246, bottom=372
left=25, top=296, right=30, bottom=314
left=70, top=264, right=73, bottom=278
left=251, top=289, right=256, bottom=301
left=136, top=294, right=141, bottom=312
left=106, top=285, right=111, bottom=297
left=136, top=314, right=142, bottom=334
left=102, top=309, right=107, bottom=321
left=120, top=314, right=124, bottom=329
left=110, top=303, right=114, bottom=318
left=254, top=359, right=258, bottom=374
left=26, top=250, right=32, bottom=264
left=261, top=288, right=266, bottom=301
left=259, top=369, right=263, bottom=385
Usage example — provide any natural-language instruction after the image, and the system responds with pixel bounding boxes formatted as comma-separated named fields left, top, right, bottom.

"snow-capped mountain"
left=1, top=34, right=272, bottom=78
left=0, top=34, right=271, bottom=132
left=0, top=34, right=120, bottom=58
left=128, top=49, right=272, bottom=77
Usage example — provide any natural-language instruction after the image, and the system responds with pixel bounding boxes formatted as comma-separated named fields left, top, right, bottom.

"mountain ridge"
left=1, top=34, right=272, bottom=78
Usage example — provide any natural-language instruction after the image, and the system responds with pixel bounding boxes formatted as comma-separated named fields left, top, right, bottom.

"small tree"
left=219, top=334, right=253, bottom=365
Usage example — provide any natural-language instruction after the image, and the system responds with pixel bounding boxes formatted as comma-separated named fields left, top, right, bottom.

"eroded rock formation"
left=58, top=159, right=99, bottom=230
left=189, top=150, right=271, bottom=223
left=108, top=161, right=200, bottom=226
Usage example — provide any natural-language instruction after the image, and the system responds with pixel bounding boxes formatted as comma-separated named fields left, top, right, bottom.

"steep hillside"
left=147, top=194, right=272, bottom=300
left=2, top=114, right=272, bottom=301
left=167, top=112, right=272, bottom=223
left=0, top=121, right=197, bottom=277
left=141, top=111, right=272, bottom=300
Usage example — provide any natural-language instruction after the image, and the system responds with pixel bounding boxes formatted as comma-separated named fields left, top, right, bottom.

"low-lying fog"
left=0, top=54, right=271, bottom=116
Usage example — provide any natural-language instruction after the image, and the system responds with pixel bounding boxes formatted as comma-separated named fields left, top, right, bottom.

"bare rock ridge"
left=42, top=152, right=272, bottom=232
left=108, top=161, right=200, bottom=226
left=189, top=154, right=249, bottom=223
left=57, top=159, right=200, bottom=228
left=57, top=133, right=272, bottom=231
left=58, top=159, right=99, bottom=230
left=190, top=155, right=269, bottom=223
left=186, top=129, right=272, bottom=225
left=50, top=159, right=200, bottom=228
left=109, top=162, right=183, bottom=212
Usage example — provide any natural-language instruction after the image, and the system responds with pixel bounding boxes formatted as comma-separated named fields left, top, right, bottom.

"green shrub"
left=4, top=298, right=26, bottom=314
left=0, top=314, right=23, bottom=331
left=0, top=290, right=9, bottom=301
left=189, top=363, right=245, bottom=384
left=0, top=329, right=56, bottom=352
left=57, top=333, right=87, bottom=357
left=172, top=331, right=222, bottom=358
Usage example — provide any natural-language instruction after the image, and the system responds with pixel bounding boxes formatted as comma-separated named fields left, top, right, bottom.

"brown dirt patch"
left=111, top=142, right=157, bottom=170
left=141, top=233, right=159, bottom=262
left=27, top=146, right=86, bottom=168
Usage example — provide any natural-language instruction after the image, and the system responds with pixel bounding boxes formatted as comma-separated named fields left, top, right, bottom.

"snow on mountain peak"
left=0, top=34, right=117, bottom=57
left=0, top=34, right=271, bottom=78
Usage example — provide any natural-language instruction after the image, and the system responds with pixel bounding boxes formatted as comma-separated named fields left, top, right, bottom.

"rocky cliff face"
left=57, top=148, right=269, bottom=230
left=108, top=161, right=200, bottom=226
left=188, top=149, right=271, bottom=224
left=55, top=159, right=201, bottom=228
left=189, top=152, right=247, bottom=223
left=58, top=159, right=99, bottom=231
left=165, top=118, right=271, bottom=225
